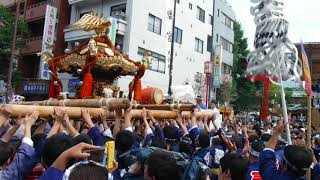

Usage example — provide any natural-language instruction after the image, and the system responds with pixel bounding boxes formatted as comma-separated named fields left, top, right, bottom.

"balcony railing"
left=68, top=0, right=100, bottom=5
left=1, top=0, right=24, bottom=7
left=20, top=36, right=43, bottom=55
left=25, top=0, right=58, bottom=21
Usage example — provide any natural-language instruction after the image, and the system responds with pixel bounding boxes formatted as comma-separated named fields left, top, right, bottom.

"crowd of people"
left=0, top=100, right=320, bottom=180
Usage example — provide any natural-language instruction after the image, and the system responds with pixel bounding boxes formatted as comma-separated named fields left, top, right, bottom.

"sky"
left=228, top=0, right=320, bottom=50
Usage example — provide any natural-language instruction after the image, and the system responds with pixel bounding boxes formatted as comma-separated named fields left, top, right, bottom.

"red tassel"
left=48, top=80, right=57, bottom=98
left=133, top=78, right=142, bottom=101
left=48, top=78, right=62, bottom=99
left=80, top=73, right=93, bottom=98
left=261, top=77, right=270, bottom=120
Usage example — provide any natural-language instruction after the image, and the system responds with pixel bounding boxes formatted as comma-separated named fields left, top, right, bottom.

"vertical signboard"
left=213, top=45, right=222, bottom=88
left=107, top=16, right=117, bottom=45
left=204, top=61, right=212, bottom=74
left=39, top=5, right=57, bottom=80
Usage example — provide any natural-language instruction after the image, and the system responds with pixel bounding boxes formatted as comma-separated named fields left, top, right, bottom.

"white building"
left=63, top=0, right=235, bottom=97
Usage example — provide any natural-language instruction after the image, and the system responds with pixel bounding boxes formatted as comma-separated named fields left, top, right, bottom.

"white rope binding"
left=247, top=0, right=302, bottom=84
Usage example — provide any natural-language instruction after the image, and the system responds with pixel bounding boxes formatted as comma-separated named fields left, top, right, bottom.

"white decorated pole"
left=247, top=0, right=302, bottom=144
left=280, top=75, right=292, bottom=145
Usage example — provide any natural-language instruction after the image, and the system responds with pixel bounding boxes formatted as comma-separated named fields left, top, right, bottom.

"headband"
left=249, top=147, right=260, bottom=157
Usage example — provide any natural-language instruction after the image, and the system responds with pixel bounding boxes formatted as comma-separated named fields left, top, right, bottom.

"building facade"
left=1, top=0, right=70, bottom=100
left=63, top=0, right=235, bottom=98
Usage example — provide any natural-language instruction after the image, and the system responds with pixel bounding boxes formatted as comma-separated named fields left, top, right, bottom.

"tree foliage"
left=270, top=83, right=303, bottom=107
left=231, top=22, right=261, bottom=112
left=220, top=81, right=238, bottom=105
left=0, top=5, right=29, bottom=86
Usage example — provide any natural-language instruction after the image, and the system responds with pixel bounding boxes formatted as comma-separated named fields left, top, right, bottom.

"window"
left=207, top=35, right=212, bottom=52
left=222, top=63, right=232, bottom=74
left=195, top=38, right=204, bottom=53
left=79, top=11, right=92, bottom=19
left=177, top=0, right=180, bottom=4
left=174, top=27, right=183, bottom=44
left=216, top=34, right=219, bottom=42
left=209, top=14, right=213, bottom=25
left=138, top=47, right=166, bottom=73
left=196, top=6, right=205, bottom=23
left=221, top=12, right=234, bottom=29
left=220, top=37, right=233, bottom=52
left=110, top=4, right=126, bottom=20
left=217, top=9, right=220, bottom=17
left=148, top=14, right=162, bottom=35
left=189, top=3, right=192, bottom=9
left=223, top=63, right=227, bottom=74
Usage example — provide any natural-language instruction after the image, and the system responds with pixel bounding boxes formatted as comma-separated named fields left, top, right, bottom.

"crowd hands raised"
left=0, top=104, right=320, bottom=180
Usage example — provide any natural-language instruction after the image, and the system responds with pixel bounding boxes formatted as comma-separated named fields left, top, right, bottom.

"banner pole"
left=280, top=76, right=292, bottom=145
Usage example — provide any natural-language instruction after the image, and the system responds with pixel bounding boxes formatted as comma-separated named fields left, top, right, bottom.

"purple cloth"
left=0, top=142, right=37, bottom=180
left=88, top=126, right=105, bottom=146
left=39, top=167, right=63, bottom=180
left=154, top=125, right=165, bottom=142
left=312, top=163, right=320, bottom=180
left=259, top=149, right=305, bottom=180
left=189, top=127, right=200, bottom=141
left=0, top=125, right=10, bottom=138
left=246, top=162, right=260, bottom=180
left=141, top=133, right=154, bottom=147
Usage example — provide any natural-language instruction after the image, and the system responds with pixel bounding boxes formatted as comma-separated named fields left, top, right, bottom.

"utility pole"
left=6, top=0, right=20, bottom=103
left=23, top=0, right=28, bottom=20
left=210, top=0, right=216, bottom=102
left=168, top=0, right=177, bottom=96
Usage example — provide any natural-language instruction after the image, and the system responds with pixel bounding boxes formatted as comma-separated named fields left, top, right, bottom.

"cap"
left=299, top=128, right=306, bottom=132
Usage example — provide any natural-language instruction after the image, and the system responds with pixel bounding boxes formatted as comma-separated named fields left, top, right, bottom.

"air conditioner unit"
left=113, top=11, right=126, bottom=20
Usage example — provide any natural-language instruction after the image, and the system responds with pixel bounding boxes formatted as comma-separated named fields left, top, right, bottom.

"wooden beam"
left=0, top=104, right=214, bottom=120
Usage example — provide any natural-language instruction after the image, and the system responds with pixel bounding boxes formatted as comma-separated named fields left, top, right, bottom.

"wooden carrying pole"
left=19, top=98, right=131, bottom=110
left=19, top=99, right=195, bottom=111
left=133, top=104, right=195, bottom=111
left=0, top=104, right=214, bottom=120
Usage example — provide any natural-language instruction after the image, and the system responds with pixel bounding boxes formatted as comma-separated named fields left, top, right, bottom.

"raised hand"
left=54, top=108, right=65, bottom=123
left=81, top=108, right=91, bottom=121
left=273, top=120, right=286, bottom=135
left=81, top=108, right=94, bottom=129
left=0, top=105, right=12, bottom=128
left=64, top=143, right=100, bottom=159
left=11, top=116, right=24, bottom=127
left=108, top=160, right=119, bottom=173
left=52, top=143, right=101, bottom=171
left=147, top=109, right=153, bottom=119
left=124, top=103, right=132, bottom=120
left=115, top=109, right=122, bottom=119
left=99, top=112, right=107, bottom=122
left=24, top=111, right=39, bottom=138
left=0, top=105, right=13, bottom=118
left=142, top=107, right=147, bottom=119
left=24, top=111, right=40, bottom=127
left=203, top=115, right=208, bottom=125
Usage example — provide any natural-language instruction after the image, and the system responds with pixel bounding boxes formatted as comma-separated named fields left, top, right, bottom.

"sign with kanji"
left=107, top=17, right=117, bottom=45
left=68, top=79, right=81, bottom=92
left=40, top=5, right=57, bottom=80
left=23, top=82, right=49, bottom=94
left=204, top=61, right=212, bottom=74
left=213, top=45, right=222, bottom=88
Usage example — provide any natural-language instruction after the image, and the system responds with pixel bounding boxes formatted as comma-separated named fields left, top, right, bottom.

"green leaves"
left=231, top=22, right=261, bottom=112
left=0, top=5, right=29, bottom=87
